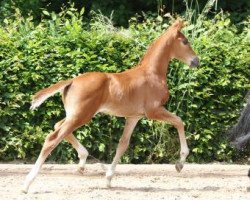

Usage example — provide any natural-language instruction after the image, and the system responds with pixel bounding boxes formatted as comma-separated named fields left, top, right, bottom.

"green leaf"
left=80, top=7, right=85, bottom=16
left=98, top=143, right=105, bottom=152
left=42, top=10, right=50, bottom=16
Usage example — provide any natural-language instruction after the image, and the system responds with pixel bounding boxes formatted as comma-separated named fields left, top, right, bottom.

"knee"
left=181, top=148, right=189, bottom=157
left=174, top=117, right=184, bottom=129
left=119, top=137, right=129, bottom=148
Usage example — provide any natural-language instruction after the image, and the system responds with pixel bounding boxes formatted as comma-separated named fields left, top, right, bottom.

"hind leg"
left=65, top=134, right=89, bottom=173
left=55, top=119, right=88, bottom=173
left=22, top=117, right=88, bottom=193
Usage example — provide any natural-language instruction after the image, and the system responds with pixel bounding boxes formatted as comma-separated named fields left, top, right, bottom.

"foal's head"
left=168, top=19, right=199, bottom=68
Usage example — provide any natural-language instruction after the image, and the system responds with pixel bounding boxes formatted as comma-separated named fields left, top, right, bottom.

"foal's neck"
left=138, top=32, right=173, bottom=77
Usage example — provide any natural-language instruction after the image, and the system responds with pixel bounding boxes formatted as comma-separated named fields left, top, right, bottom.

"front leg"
left=106, top=117, right=140, bottom=187
left=146, top=107, right=189, bottom=172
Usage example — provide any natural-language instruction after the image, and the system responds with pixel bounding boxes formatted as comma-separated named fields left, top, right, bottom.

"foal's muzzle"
left=190, top=57, right=199, bottom=68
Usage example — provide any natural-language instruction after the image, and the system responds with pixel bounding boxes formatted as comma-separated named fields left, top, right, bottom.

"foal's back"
left=63, top=67, right=151, bottom=118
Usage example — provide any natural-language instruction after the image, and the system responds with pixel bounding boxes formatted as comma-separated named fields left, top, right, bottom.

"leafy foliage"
left=0, top=7, right=249, bottom=163
left=0, top=0, right=249, bottom=26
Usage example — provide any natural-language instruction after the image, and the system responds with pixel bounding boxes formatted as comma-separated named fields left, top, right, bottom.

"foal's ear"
left=170, top=19, right=185, bottom=39
left=172, top=18, right=185, bottom=31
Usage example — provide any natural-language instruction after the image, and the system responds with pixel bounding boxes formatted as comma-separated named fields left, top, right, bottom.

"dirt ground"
left=0, top=163, right=249, bottom=200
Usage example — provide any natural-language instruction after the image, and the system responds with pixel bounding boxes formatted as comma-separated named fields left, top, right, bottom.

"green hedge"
left=0, top=9, right=249, bottom=163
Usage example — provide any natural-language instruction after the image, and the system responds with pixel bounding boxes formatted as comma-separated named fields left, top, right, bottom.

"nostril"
left=191, top=57, right=199, bottom=67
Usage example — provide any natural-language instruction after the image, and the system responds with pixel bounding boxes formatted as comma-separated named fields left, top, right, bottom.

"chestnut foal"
left=23, top=19, right=199, bottom=193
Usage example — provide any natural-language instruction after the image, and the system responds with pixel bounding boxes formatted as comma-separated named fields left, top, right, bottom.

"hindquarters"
left=62, top=72, right=109, bottom=123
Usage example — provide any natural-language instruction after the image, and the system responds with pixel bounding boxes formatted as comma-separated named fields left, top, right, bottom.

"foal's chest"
left=146, top=77, right=169, bottom=105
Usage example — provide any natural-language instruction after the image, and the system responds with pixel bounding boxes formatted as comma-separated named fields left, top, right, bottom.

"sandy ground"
left=0, top=163, right=249, bottom=200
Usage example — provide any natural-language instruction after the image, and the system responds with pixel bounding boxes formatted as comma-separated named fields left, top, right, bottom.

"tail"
left=30, top=79, right=73, bottom=110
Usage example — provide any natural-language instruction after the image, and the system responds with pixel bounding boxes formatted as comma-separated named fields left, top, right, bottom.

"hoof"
left=175, top=161, right=184, bottom=173
left=106, top=180, right=111, bottom=188
left=21, top=188, right=28, bottom=194
left=105, top=170, right=113, bottom=188
left=106, top=176, right=112, bottom=188
left=77, top=166, right=85, bottom=174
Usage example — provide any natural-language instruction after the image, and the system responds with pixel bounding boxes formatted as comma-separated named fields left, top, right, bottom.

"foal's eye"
left=182, top=39, right=189, bottom=45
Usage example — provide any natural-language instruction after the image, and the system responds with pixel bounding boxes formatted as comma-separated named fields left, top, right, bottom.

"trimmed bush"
left=0, top=8, right=249, bottom=163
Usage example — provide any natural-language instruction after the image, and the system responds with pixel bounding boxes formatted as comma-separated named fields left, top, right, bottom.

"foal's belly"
left=98, top=102, right=145, bottom=117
